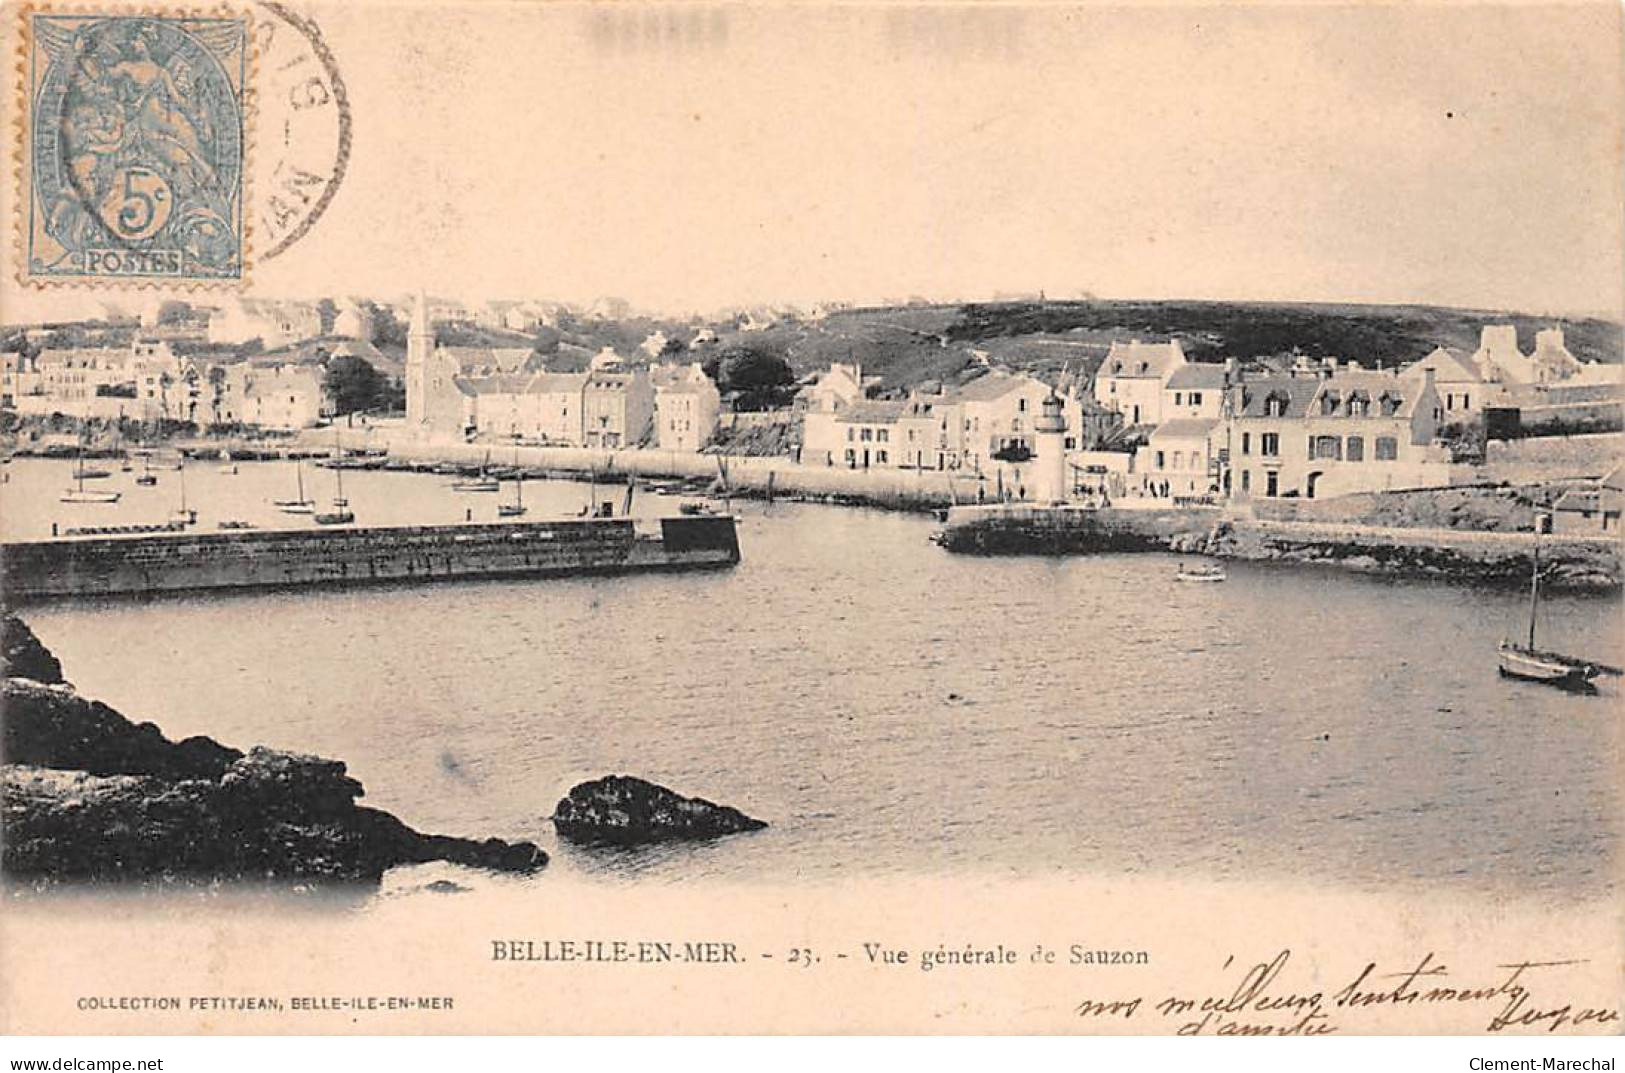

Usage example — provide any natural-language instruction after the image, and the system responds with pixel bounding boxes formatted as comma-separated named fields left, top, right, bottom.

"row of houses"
left=2, top=339, right=328, bottom=430
left=403, top=295, right=721, bottom=450
left=796, top=343, right=1462, bottom=502
left=799, top=364, right=1118, bottom=472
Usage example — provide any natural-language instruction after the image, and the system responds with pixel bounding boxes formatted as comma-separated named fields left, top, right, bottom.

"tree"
left=715, top=345, right=795, bottom=411
left=323, top=355, right=386, bottom=416
left=156, top=300, right=193, bottom=325
left=316, top=298, right=339, bottom=335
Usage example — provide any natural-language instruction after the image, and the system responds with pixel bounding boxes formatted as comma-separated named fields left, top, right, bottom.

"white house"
left=652, top=363, right=720, bottom=452
left=1226, top=363, right=1449, bottom=500
left=1092, top=339, right=1188, bottom=426
left=1161, top=362, right=1227, bottom=421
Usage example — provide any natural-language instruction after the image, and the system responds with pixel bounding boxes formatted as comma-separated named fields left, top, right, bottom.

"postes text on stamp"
left=21, top=9, right=250, bottom=285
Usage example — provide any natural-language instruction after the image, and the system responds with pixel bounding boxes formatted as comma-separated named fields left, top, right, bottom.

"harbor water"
left=3, top=458, right=1619, bottom=899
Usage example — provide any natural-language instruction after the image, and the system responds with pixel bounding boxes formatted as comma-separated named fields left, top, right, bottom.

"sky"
left=4, top=1, right=1622, bottom=322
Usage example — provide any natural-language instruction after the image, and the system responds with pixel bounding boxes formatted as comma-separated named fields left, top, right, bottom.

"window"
left=1155, top=450, right=1166, bottom=469
left=846, top=427, right=854, bottom=441
left=1266, top=471, right=1279, bottom=497
left=1241, top=431, right=1251, bottom=455
left=1347, top=435, right=1364, bottom=462
left=1190, top=391, right=1203, bottom=406
left=1347, top=393, right=1370, bottom=416
left=1379, top=393, right=1402, bottom=417
left=1463, top=394, right=1470, bottom=410
left=1264, top=393, right=1289, bottom=417
left=844, top=448, right=855, bottom=463
left=1261, top=432, right=1280, bottom=457
left=877, top=429, right=889, bottom=443
left=1320, top=393, right=1340, bottom=416
left=1018, top=398, right=1027, bottom=412
left=1173, top=392, right=1183, bottom=405
left=1375, top=436, right=1398, bottom=460
left=861, top=428, right=873, bottom=442
left=1241, top=470, right=1251, bottom=492
left=1313, top=435, right=1342, bottom=461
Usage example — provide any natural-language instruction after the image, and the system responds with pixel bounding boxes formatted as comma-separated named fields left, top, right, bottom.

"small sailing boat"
left=169, top=465, right=197, bottom=526
left=135, top=453, right=158, bottom=487
left=1497, top=513, right=1606, bottom=692
left=274, top=462, right=316, bottom=514
left=497, top=448, right=527, bottom=517
left=61, top=443, right=120, bottom=503
left=1175, top=560, right=1226, bottom=583
left=451, top=450, right=500, bottom=492
left=314, top=428, right=355, bottom=525
left=69, top=441, right=111, bottom=481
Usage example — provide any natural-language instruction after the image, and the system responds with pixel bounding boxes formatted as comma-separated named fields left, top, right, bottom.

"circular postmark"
left=253, top=1, right=351, bottom=261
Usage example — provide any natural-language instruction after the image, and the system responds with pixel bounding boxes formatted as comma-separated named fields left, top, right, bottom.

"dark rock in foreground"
left=2, top=616, right=63, bottom=685
left=552, top=774, right=767, bottom=846
left=1, top=617, right=546, bottom=887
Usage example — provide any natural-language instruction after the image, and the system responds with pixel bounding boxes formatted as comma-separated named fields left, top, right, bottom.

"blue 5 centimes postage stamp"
left=21, top=8, right=251, bottom=285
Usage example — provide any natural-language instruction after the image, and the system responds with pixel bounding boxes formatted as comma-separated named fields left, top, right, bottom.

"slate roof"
left=1164, top=363, right=1227, bottom=390
left=439, top=346, right=536, bottom=377
left=1232, top=376, right=1323, bottom=419
left=836, top=400, right=908, bottom=424
left=1150, top=418, right=1218, bottom=440
left=1401, top=346, right=1483, bottom=383
left=1099, top=340, right=1185, bottom=379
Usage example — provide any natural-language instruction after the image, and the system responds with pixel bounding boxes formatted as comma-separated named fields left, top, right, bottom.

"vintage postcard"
left=0, top=0, right=1621, bottom=1039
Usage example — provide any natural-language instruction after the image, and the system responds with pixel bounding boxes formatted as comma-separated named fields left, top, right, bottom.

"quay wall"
left=1, top=516, right=740, bottom=601
left=387, top=443, right=973, bottom=513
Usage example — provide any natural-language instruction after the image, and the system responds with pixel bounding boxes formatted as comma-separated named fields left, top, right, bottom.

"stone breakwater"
left=0, top=616, right=547, bottom=887
left=935, top=505, right=1622, bottom=592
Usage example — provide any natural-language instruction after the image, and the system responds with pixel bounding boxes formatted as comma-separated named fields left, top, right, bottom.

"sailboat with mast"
left=497, top=447, right=526, bottom=517
left=452, top=450, right=500, bottom=492
left=169, top=464, right=196, bottom=526
left=274, top=462, right=315, bottom=514
left=134, top=451, right=158, bottom=486
left=1497, top=512, right=1612, bottom=692
left=314, top=427, right=355, bottom=525
left=61, top=442, right=120, bottom=503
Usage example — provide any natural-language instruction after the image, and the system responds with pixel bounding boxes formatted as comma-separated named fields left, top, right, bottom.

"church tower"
left=405, top=291, right=432, bottom=425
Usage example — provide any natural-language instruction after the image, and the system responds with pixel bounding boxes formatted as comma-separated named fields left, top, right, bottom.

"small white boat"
left=218, top=464, right=239, bottom=475
left=60, top=489, right=121, bottom=504
left=278, top=502, right=316, bottom=515
left=1497, top=512, right=1617, bottom=694
left=1175, top=562, right=1226, bottom=582
left=1497, top=642, right=1599, bottom=692
left=62, top=447, right=120, bottom=503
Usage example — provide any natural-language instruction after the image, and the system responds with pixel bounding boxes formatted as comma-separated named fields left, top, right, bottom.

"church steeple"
left=408, top=291, right=431, bottom=360
left=405, top=290, right=433, bottom=426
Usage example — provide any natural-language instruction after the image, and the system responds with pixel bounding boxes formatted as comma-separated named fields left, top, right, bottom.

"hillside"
left=692, top=299, right=1624, bottom=394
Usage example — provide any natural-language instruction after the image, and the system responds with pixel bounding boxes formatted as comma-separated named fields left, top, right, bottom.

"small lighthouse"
left=1033, top=390, right=1069, bottom=504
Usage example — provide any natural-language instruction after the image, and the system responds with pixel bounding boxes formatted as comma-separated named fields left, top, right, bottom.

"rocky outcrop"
left=2, top=615, right=62, bottom=685
left=552, top=775, right=767, bottom=846
left=1, top=617, right=546, bottom=887
left=1208, top=519, right=1621, bottom=592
